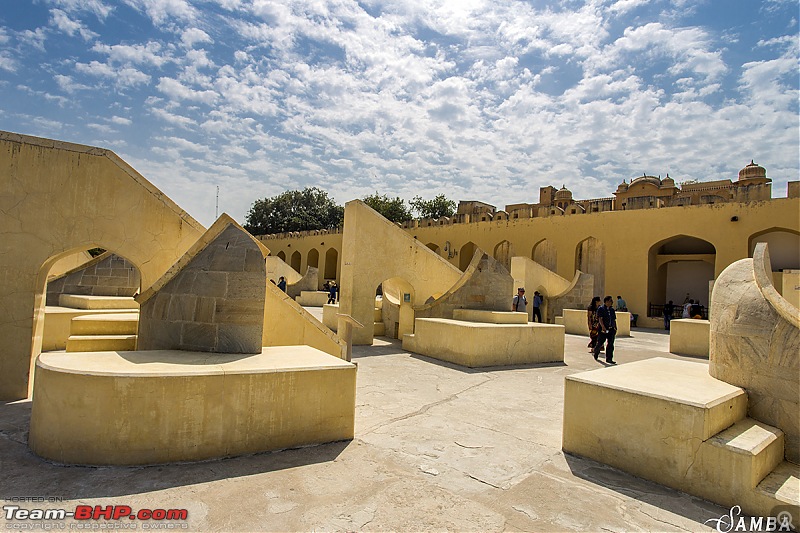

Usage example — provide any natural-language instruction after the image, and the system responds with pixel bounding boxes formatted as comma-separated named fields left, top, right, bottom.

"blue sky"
left=1, top=0, right=797, bottom=228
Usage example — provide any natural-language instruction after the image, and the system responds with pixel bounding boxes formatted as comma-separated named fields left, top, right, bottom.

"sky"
left=1, top=0, right=798, bottom=228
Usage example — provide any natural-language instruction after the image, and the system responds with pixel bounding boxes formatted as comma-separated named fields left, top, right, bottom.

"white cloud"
left=109, top=115, right=132, bottom=125
left=49, top=8, right=98, bottom=41
left=47, top=0, right=113, bottom=19
left=181, top=27, right=212, bottom=48
left=75, top=61, right=151, bottom=87
left=91, top=41, right=170, bottom=67
left=55, top=73, right=91, bottom=92
left=19, top=28, right=47, bottom=52
left=149, top=106, right=196, bottom=128
left=592, top=22, right=727, bottom=81
left=122, top=0, right=196, bottom=25
left=157, top=77, right=218, bottom=104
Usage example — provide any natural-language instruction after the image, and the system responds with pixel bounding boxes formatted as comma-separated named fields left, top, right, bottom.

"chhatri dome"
left=738, top=160, right=767, bottom=182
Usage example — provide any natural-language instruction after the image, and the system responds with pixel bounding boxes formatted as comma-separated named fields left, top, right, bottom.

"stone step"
left=374, top=307, right=382, bottom=322
left=373, top=321, right=385, bottom=336
left=66, top=335, right=137, bottom=352
left=701, top=418, right=784, bottom=490
left=71, top=313, right=139, bottom=335
left=59, top=294, right=139, bottom=310
left=754, top=461, right=799, bottom=527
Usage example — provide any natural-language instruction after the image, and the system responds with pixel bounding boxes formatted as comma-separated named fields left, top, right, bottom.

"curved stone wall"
left=709, top=243, right=799, bottom=462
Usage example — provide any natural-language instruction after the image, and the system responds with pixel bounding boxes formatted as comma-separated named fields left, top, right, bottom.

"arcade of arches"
left=262, top=198, right=799, bottom=329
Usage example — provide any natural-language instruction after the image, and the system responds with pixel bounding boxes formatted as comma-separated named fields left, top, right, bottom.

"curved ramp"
left=710, top=243, right=799, bottom=463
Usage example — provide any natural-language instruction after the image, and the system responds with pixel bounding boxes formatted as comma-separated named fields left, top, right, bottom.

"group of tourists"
left=587, top=296, right=621, bottom=365
left=512, top=287, right=543, bottom=322
left=662, top=296, right=706, bottom=330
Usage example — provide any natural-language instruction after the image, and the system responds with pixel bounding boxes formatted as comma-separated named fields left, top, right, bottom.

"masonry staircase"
left=61, top=295, right=139, bottom=352
left=563, top=358, right=799, bottom=527
left=373, top=300, right=385, bottom=336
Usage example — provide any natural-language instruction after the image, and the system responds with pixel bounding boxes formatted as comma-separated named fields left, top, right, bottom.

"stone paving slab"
left=0, top=328, right=724, bottom=531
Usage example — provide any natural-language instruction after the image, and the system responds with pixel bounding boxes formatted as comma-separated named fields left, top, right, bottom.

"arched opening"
left=290, top=250, right=301, bottom=272
left=532, top=239, right=557, bottom=272
left=307, top=248, right=320, bottom=269
left=379, top=277, right=416, bottom=339
left=324, top=248, right=338, bottom=280
left=277, top=250, right=286, bottom=262
left=426, top=242, right=441, bottom=256
left=459, top=242, right=476, bottom=271
left=39, top=247, right=142, bottom=355
left=647, top=235, right=716, bottom=317
left=493, top=240, right=514, bottom=272
left=575, top=237, right=605, bottom=298
left=749, top=228, right=800, bottom=271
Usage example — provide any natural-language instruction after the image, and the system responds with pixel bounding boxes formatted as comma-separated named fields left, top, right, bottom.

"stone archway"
left=277, top=250, right=286, bottom=262
left=647, top=235, right=716, bottom=316
left=749, top=228, right=800, bottom=271
left=532, top=239, right=557, bottom=272
left=459, top=242, right=476, bottom=271
left=426, top=242, right=441, bottom=256
left=290, top=251, right=302, bottom=272
left=0, top=132, right=204, bottom=400
left=575, top=237, right=605, bottom=298
left=324, top=248, right=338, bottom=280
left=307, top=248, right=320, bottom=269
left=493, top=240, right=514, bottom=273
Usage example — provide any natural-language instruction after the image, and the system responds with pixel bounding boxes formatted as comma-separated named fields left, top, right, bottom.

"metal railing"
left=649, top=304, right=707, bottom=320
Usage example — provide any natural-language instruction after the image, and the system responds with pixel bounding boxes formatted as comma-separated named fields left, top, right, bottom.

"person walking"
left=663, top=300, right=674, bottom=330
left=532, top=291, right=543, bottom=322
left=587, top=296, right=601, bottom=353
left=593, top=296, right=617, bottom=364
left=513, top=288, right=527, bottom=315
left=327, top=281, right=338, bottom=304
left=277, top=276, right=287, bottom=292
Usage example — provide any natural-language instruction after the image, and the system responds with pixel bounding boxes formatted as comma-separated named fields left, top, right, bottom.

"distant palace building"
left=467, top=161, right=774, bottom=222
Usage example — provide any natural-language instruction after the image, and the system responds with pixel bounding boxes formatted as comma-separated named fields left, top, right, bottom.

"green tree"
left=244, top=187, right=344, bottom=235
left=362, top=192, right=412, bottom=223
left=410, top=194, right=456, bottom=219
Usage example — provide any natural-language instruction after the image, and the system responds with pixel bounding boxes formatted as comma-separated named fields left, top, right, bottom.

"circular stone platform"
left=29, top=347, right=356, bottom=465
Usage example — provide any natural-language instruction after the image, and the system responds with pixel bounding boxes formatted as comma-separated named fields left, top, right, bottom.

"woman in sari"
left=587, top=296, right=601, bottom=353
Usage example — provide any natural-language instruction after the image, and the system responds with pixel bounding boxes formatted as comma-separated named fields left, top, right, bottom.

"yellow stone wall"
left=29, top=347, right=356, bottom=465
left=0, top=132, right=205, bottom=400
left=262, top=199, right=799, bottom=331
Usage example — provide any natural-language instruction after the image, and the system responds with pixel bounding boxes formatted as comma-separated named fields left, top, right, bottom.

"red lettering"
left=151, top=509, right=166, bottom=520
left=165, top=510, right=188, bottom=520
left=138, top=509, right=152, bottom=520
left=94, top=506, right=114, bottom=520
left=74, top=506, right=92, bottom=520
left=112, top=506, right=132, bottom=520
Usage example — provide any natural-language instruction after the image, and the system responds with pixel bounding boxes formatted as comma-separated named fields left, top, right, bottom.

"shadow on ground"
left=0, top=399, right=351, bottom=500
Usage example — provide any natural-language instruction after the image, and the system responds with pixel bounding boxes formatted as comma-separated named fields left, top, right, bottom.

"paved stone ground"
left=0, top=323, right=724, bottom=532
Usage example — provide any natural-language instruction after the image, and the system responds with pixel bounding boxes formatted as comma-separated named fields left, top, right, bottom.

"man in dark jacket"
left=593, top=296, right=617, bottom=365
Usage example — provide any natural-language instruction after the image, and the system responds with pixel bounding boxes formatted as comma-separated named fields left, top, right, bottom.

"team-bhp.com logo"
left=4, top=505, right=188, bottom=529
left=704, top=506, right=795, bottom=532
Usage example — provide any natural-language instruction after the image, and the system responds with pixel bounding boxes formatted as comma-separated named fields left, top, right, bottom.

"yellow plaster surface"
left=339, top=200, right=462, bottom=344
left=451, top=309, right=528, bottom=324
left=296, top=291, right=331, bottom=307
left=46, top=250, right=93, bottom=280
left=29, top=346, right=356, bottom=465
left=563, top=309, right=631, bottom=336
left=562, top=357, right=794, bottom=524
left=265, top=199, right=799, bottom=330
left=669, top=319, right=710, bottom=358
left=263, top=282, right=346, bottom=358
left=0, top=132, right=204, bottom=399
left=403, top=318, right=564, bottom=367
left=42, top=307, right=138, bottom=351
